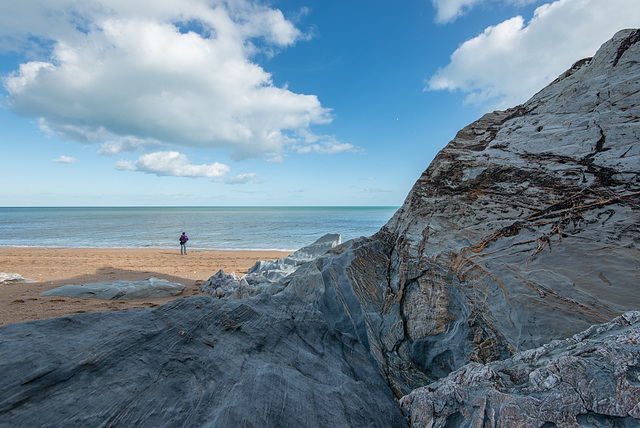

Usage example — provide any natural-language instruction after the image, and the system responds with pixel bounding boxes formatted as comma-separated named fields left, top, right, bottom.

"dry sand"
left=0, top=247, right=290, bottom=326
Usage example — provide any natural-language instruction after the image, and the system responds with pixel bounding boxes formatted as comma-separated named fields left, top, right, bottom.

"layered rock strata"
left=364, top=28, right=640, bottom=394
left=215, top=29, right=640, bottom=399
left=201, top=234, right=341, bottom=299
left=399, top=311, right=640, bottom=427
left=0, top=293, right=407, bottom=427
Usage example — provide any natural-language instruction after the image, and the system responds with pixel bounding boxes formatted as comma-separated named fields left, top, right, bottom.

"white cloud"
left=296, top=142, right=357, bottom=155
left=117, top=151, right=231, bottom=178
left=431, top=0, right=484, bottom=23
left=53, top=155, right=76, bottom=163
left=427, top=0, right=640, bottom=109
left=1, top=0, right=335, bottom=160
left=226, top=173, right=261, bottom=184
left=98, top=137, right=160, bottom=155
left=291, top=131, right=358, bottom=154
left=114, top=160, right=135, bottom=171
left=265, top=154, right=285, bottom=163
left=431, top=0, right=540, bottom=23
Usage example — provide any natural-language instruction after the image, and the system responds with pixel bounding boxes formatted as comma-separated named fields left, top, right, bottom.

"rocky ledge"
left=0, top=293, right=406, bottom=427
left=399, top=311, right=640, bottom=427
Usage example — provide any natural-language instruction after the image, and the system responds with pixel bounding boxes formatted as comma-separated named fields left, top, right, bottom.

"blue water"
left=0, top=207, right=398, bottom=251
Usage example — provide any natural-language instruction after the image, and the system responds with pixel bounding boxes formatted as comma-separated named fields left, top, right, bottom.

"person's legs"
left=181, top=244, right=185, bottom=255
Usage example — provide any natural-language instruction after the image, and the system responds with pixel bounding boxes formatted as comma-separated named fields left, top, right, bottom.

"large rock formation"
left=0, top=293, right=407, bottom=427
left=1, top=29, right=639, bottom=427
left=385, top=27, right=640, bottom=388
left=269, top=28, right=640, bottom=396
left=231, top=29, right=640, bottom=402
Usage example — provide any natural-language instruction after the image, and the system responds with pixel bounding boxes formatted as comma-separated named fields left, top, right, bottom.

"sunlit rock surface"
left=200, top=234, right=341, bottom=299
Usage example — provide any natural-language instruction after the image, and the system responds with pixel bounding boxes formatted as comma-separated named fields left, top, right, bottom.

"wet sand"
left=0, top=247, right=290, bottom=326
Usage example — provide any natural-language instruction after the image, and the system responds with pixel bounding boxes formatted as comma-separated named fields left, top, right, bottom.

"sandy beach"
left=0, top=247, right=290, bottom=326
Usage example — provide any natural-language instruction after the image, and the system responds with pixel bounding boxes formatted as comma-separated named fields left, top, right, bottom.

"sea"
left=0, top=206, right=399, bottom=251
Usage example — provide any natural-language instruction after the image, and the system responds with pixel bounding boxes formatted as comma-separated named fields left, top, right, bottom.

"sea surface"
left=0, top=206, right=398, bottom=251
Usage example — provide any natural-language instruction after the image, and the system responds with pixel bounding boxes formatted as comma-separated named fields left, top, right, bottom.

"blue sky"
left=1, top=0, right=638, bottom=207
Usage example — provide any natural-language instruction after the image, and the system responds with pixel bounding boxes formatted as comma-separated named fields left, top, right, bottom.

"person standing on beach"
left=179, top=232, right=188, bottom=255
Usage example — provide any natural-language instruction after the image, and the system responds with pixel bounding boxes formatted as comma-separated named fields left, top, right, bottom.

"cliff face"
left=387, top=26, right=640, bottom=383
left=273, top=28, right=640, bottom=397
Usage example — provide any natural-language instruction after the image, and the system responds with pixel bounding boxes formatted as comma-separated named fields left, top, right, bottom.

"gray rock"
left=200, top=269, right=258, bottom=299
left=42, top=277, right=186, bottom=299
left=0, top=293, right=407, bottom=427
left=373, top=28, right=640, bottom=391
left=201, top=234, right=341, bottom=299
left=0, top=273, right=34, bottom=284
left=399, top=311, right=640, bottom=427
left=247, top=233, right=342, bottom=281
left=245, top=29, right=640, bottom=397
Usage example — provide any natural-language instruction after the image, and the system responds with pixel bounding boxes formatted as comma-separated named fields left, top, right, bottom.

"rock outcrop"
left=42, top=277, right=186, bottom=299
left=200, top=234, right=341, bottom=299
left=256, top=28, right=640, bottom=399
left=0, top=293, right=407, bottom=427
left=399, top=311, right=640, bottom=427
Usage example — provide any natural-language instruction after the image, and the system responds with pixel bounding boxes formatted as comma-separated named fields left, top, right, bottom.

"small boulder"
left=42, top=277, right=186, bottom=300
left=0, top=273, right=34, bottom=284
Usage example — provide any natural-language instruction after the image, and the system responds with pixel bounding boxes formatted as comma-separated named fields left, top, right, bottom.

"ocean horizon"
left=0, top=206, right=399, bottom=252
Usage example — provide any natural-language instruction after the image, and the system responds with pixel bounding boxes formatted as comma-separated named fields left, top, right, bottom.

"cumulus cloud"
left=427, top=0, right=640, bottom=108
left=1, top=0, right=335, bottom=160
left=52, top=155, right=76, bottom=163
left=226, top=173, right=261, bottom=184
left=116, top=151, right=230, bottom=178
left=431, top=0, right=540, bottom=23
left=431, top=0, right=484, bottom=23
